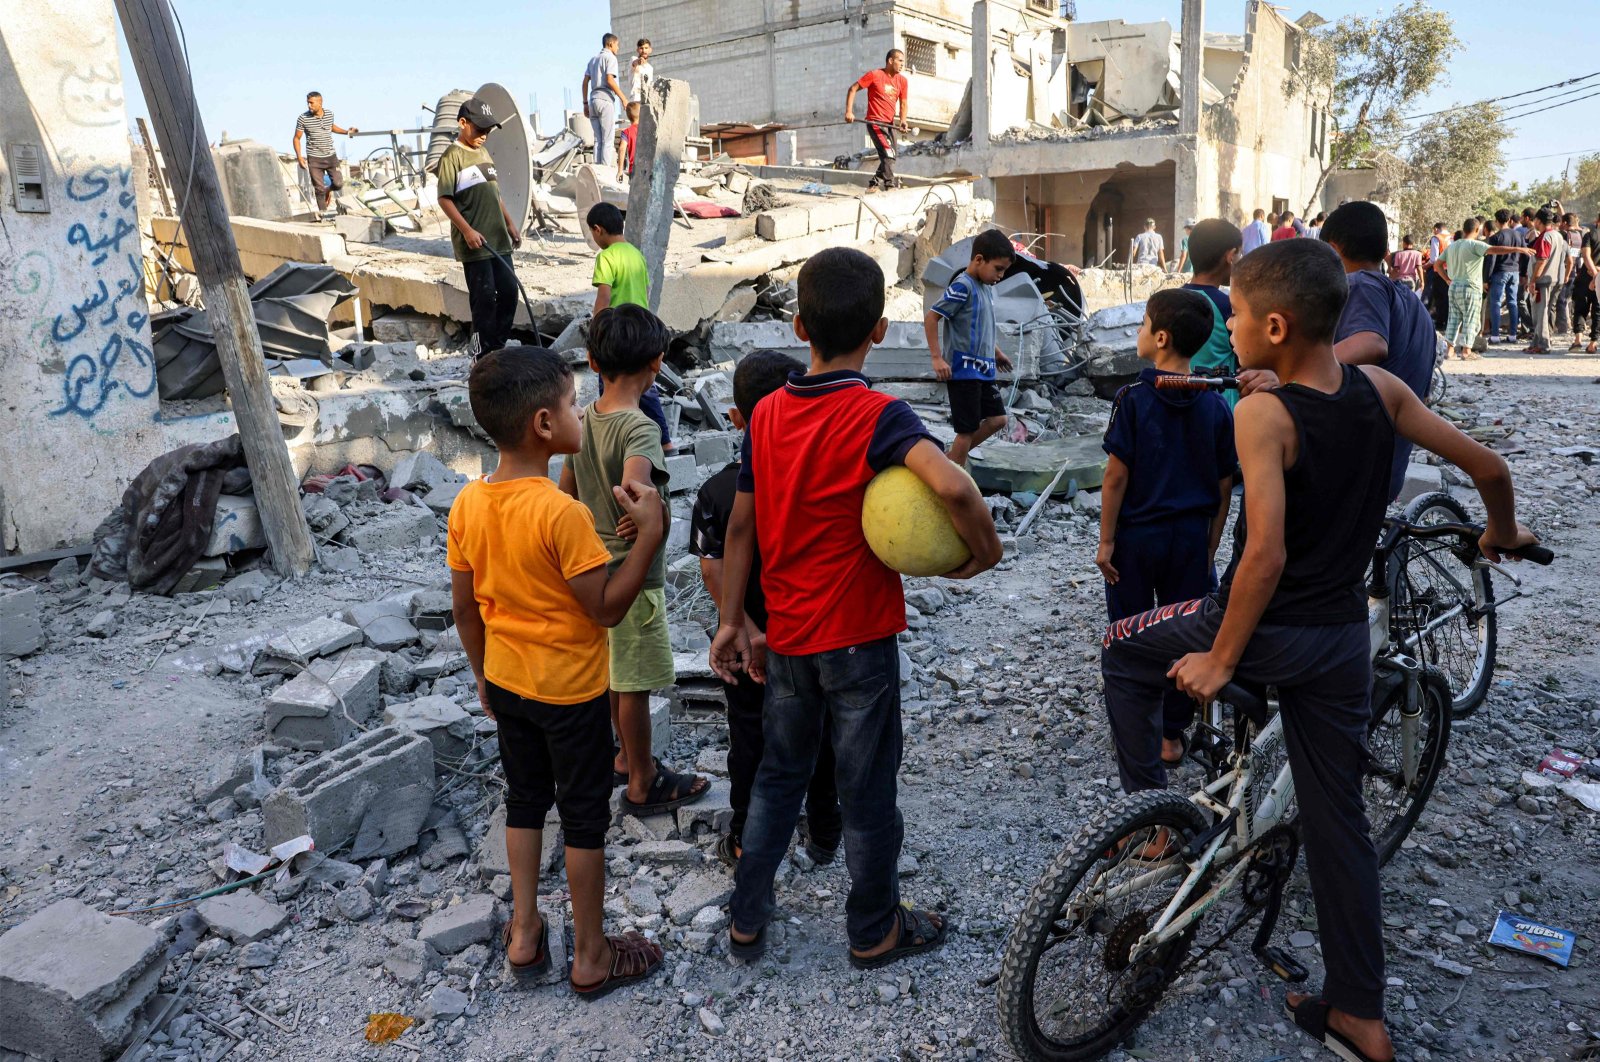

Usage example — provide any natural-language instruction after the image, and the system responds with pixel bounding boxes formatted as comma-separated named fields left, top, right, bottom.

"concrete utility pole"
left=115, top=0, right=316, bottom=577
left=623, top=77, right=692, bottom=315
left=1179, top=0, right=1205, bottom=137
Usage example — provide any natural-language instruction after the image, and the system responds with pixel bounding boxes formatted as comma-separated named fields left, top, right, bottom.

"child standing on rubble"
left=926, top=228, right=1015, bottom=467
left=711, top=246, right=1002, bottom=969
left=450, top=347, right=665, bottom=996
left=587, top=202, right=673, bottom=451
left=436, top=96, right=522, bottom=358
left=561, top=304, right=709, bottom=817
left=690, top=349, right=843, bottom=869
left=1097, top=288, right=1236, bottom=769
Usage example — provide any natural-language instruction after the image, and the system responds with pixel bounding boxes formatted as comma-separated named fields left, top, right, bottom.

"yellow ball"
left=862, top=465, right=973, bottom=577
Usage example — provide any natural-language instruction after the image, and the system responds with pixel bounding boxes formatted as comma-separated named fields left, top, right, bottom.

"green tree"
left=1288, top=0, right=1460, bottom=214
left=1395, top=102, right=1508, bottom=238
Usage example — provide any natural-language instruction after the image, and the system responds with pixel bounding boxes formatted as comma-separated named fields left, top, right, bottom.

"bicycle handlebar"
left=1386, top=519, right=1554, bottom=565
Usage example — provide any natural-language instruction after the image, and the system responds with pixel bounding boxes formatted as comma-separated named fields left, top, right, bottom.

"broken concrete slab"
left=264, top=651, right=383, bottom=751
left=1395, top=463, right=1445, bottom=507
left=204, top=494, right=267, bottom=557
left=418, top=894, right=497, bottom=955
left=422, top=480, right=467, bottom=517
left=261, top=616, right=363, bottom=668
left=390, top=451, right=466, bottom=494
left=383, top=938, right=442, bottom=984
left=662, top=872, right=734, bottom=925
left=337, top=505, right=438, bottom=554
left=665, top=454, right=698, bottom=495
left=692, top=430, right=739, bottom=468
left=624, top=77, right=693, bottom=312
left=476, top=803, right=563, bottom=881
left=0, top=900, right=166, bottom=1062
left=263, top=726, right=435, bottom=854
left=675, top=775, right=734, bottom=835
left=0, top=588, right=45, bottom=658
left=968, top=436, right=1108, bottom=496
left=363, top=614, right=420, bottom=651
left=196, top=891, right=291, bottom=944
left=383, top=695, right=474, bottom=767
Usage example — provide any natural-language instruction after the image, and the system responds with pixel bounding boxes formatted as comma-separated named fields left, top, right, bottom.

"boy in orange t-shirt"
left=450, top=347, right=666, bottom=998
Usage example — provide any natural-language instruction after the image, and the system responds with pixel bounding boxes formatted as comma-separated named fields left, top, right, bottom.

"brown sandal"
left=502, top=914, right=550, bottom=984
left=571, top=931, right=663, bottom=1000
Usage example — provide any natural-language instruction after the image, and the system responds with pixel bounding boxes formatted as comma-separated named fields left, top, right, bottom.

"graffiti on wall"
left=47, top=162, right=156, bottom=419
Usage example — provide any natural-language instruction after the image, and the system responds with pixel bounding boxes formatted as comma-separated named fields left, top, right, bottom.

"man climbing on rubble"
left=845, top=50, right=908, bottom=192
left=293, top=91, right=358, bottom=219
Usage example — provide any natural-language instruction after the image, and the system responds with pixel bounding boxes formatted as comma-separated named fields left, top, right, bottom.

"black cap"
left=458, top=96, right=503, bottom=131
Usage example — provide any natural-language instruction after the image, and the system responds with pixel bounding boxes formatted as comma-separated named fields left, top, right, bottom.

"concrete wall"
left=607, top=0, right=974, bottom=162
left=0, top=0, right=223, bottom=552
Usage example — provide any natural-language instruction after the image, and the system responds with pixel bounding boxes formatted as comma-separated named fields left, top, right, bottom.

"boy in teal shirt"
left=1180, top=218, right=1243, bottom=408
left=587, top=202, right=670, bottom=445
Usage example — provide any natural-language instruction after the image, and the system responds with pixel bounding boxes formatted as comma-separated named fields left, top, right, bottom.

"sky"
left=115, top=0, right=1599, bottom=190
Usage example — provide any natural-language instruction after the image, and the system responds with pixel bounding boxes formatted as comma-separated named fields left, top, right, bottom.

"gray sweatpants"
left=1100, top=595, right=1384, bottom=1019
left=589, top=93, right=616, bottom=166
left=1531, top=276, right=1556, bottom=350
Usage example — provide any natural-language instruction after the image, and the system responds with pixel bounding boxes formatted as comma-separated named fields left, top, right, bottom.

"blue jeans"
left=1488, top=270, right=1519, bottom=338
left=730, top=636, right=904, bottom=949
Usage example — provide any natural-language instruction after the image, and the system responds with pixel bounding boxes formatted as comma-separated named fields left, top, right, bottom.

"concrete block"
left=665, top=454, right=698, bottom=495
left=423, top=480, right=466, bottom=517
left=196, top=891, right=291, bottom=944
left=263, top=726, right=435, bottom=854
left=661, top=872, right=734, bottom=925
left=692, top=431, right=739, bottom=468
left=476, top=803, right=563, bottom=881
left=0, top=899, right=165, bottom=1062
left=204, top=494, right=267, bottom=556
left=531, top=901, right=569, bottom=984
left=0, top=588, right=45, bottom=658
left=264, top=651, right=382, bottom=751
left=648, top=695, right=672, bottom=757
left=383, top=695, right=474, bottom=767
left=418, top=894, right=497, bottom=955
left=340, top=594, right=415, bottom=629
left=390, top=451, right=464, bottom=494
left=756, top=208, right=809, bottom=242
left=675, top=776, right=734, bottom=835
left=369, top=311, right=448, bottom=346
left=1395, top=463, right=1444, bottom=507
left=969, top=436, right=1109, bottom=496
left=383, top=938, right=442, bottom=984
left=263, top=616, right=363, bottom=667
left=338, top=505, right=438, bottom=554
left=363, top=614, right=419, bottom=651
left=334, top=213, right=386, bottom=244
left=630, top=839, right=703, bottom=866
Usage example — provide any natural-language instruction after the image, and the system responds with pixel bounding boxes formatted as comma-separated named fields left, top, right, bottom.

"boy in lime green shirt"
left=587, top=201, right=671, bottom=447
left=588, top=203, right=649, bottom=311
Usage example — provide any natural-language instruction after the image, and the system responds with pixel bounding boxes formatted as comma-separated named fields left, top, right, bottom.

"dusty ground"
left=2, top=347, right=1598, bottom=1062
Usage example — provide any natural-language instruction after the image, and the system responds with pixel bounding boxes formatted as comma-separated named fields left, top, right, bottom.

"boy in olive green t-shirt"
left=437, top=96, right=522, bottom=357
left=560, top=304, right=708, bottom=817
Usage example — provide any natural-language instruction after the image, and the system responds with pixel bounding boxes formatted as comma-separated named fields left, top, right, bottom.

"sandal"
left=1160, top=732, right=1189, bottom=767
left=714, top=833, right=741, bottom=869
left=1588, top=342, right=1598, bottom=354
left=848, top=904, right=948, bottom=970
left=1285, top=995, right=1395, bottom=1062
left=728, top=922, right=767, bottom=961
left=571, top=932, right=663, bottom=1000
left=502, top=914, right=550, bottom=984
left=621, top=761, right=709, bottom=817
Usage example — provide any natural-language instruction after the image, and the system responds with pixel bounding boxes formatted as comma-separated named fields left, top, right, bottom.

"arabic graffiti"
left=55, top=49, right=126, bottom=128
left=48, top=164, right=157, bottom=419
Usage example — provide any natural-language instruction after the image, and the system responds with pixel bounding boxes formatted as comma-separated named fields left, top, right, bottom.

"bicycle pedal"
left=1255, top=945, right=1309, bottom=983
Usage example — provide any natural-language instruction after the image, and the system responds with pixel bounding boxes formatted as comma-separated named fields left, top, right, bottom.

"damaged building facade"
left=899, top=0, right=1338, bottom=264
left=607, top=0, right=981, bottom=163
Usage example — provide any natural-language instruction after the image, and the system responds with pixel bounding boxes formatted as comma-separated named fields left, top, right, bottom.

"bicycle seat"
left=1218, top=681, right=1270, bottom=728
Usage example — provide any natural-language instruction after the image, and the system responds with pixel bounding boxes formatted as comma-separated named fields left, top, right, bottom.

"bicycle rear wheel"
left=1399, top=491, right=1497, bottom=716
left=1364, top=665, right=1451, bottom=865
left=998, top=791, right=1209, bottom=1062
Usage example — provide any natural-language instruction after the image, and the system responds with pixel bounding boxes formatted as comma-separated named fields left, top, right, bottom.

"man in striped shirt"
left=293, top=91, right=357, bottom=216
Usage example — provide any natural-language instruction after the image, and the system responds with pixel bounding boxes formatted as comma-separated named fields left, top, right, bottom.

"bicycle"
left=996, top=521, right=1551, bottom=1062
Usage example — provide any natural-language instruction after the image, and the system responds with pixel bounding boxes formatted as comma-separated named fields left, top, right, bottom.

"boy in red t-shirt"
left=710, top=247, right=1002, bottom=968
left=617, top=101, right=640, bottom=181
left=845, top=50, right=909, bottom=191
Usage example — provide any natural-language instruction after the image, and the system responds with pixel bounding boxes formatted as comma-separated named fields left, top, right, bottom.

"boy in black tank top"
left=1102, top=240, right=1538, bottom=1062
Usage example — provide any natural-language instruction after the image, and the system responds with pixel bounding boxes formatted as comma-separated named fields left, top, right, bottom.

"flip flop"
left=571, top=932, right=662, bottom=1000
left=621, top=761, right=708, bottom=817
left=848, top=905, right=948, bottom=970
left=502, top=914, right=550, bottom=985
left=1161, top=732, right=1189, bottom=767
left=728, top=922, right=767, bottom=961
left=714, top=833, right=741, bottom=869
left=1285, top=995, right=1395, bottom=1062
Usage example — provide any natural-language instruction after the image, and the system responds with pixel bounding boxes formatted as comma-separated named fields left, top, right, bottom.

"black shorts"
left=486, top=681, right=612, bottom=848
left=946, top=379, right=1005, bottom=435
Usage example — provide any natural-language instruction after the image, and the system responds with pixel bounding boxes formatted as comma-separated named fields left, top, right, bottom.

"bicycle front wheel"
left=998, top=791, right=1209, bottom=1062
left=1399, top=491, right=1497, bottom=716
left=1365, top=666, right=1451, bottom=865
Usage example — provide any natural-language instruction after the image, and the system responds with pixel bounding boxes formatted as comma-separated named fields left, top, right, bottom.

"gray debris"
left=196, top=891, right=291, bottom=944
left=418, top=895, right=497, bottom=955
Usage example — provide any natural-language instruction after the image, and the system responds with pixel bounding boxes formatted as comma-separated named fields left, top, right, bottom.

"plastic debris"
left=364, top=1013, right=415, bottom=1043
left=1488, top=911, right=1576, bottom=968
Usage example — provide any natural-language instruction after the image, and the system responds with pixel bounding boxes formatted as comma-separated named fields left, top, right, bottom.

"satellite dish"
left=475, top=82, right=532, bottom=236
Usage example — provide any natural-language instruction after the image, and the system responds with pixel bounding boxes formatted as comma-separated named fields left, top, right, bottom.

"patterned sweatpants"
left=1444, top=281, right=1483, bottom=348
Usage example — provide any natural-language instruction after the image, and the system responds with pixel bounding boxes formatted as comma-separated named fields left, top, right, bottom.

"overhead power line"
left=1403, top=70, right=1600, bottom=121
left=1503, top=147, right=1600, bottom=163
left=1495, top=87, right=1600, bottom=125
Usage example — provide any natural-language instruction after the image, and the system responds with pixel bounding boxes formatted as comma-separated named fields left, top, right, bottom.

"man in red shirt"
left=845, top=50, right=908, bottom=192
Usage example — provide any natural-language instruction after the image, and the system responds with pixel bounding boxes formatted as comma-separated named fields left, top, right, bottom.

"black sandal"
left=728, top=922, right=767, bottom=961
left=714, top=833, right=741, bottom=868
left=848, top=905, right=948, bottom=970
left=502, top=914, right=550, bottom=984
left=1285, top=995, right=1395, bottom=1062
left=1161, top=731, right=1189, bottom=767
left=621, top=761, right=708, bottom=817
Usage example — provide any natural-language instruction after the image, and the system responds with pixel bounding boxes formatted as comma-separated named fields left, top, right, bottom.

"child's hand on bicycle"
left=1480, top=522, right=1540, bottom=563
left=1168, top=651, right=1234, bottom=703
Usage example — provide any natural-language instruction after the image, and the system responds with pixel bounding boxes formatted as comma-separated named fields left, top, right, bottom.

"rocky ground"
left=2, top=348, right=1598, bottom=1062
